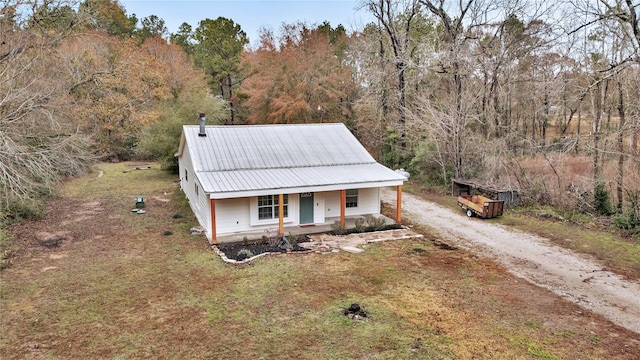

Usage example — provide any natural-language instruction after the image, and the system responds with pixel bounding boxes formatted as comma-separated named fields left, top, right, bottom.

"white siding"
left=323, top=188, right=380, bottom=218
left=324, top=191, right=339, bottom=218
left=214, top=194, right=302, bottom=242
left=179, top=147, right=210, bottom=236
left=216, top=198, right=251, bottom=234
left=313, top=192, right=325, bottom=224
left=346, top=187, right=380, bottom=216
left=196, top=179, right=210, bottom=238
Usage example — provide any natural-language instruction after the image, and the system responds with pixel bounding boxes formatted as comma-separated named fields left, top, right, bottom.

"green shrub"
left=136, top=92, right=227, bottom=173
left=354, top=218, right=366, bottom=233
left=365, top=216, right=387, bottom=231
left=236, top=248, right=254, bottom=261
left=382, top=127, right=412, bottom=170
left=331, top=221, right=347, bottom=235
left=4, top=199, right=45, bottom=223
left=593, top=181, right=614, bottom=216
left=0, top=229, right=12, bottom=270
left=408, top=141, right=453, bottom=188
left=613, top=190, right=640, bottom=235
left=287, top=232, right=299, bottom=246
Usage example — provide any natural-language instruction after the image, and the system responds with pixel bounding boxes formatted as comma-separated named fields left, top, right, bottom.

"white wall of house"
left=215, top=197, right=251, bottom=234
left=324, top=191, right=338, bottom=219
left=212, top=188, right=381, bottom=237
left=323, top=187, right=380, bottom=219
left=214, top=194, right=298, bottom=239
left=179, top=148, right=211, bottom=238
left=313, top=192, right=325, bottom=224
left=350, top=187, right=381, bottom=216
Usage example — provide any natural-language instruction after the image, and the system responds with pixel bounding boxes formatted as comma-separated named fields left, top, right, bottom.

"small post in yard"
left=396, top=185, right=402, bottom=223
left=340, top=189, right=346, bottom=228
left=278, top=194, right=284, bottom=236
left=210, top=198, right=217, bottom=244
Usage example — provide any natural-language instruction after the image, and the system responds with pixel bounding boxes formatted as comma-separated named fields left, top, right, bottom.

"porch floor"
left=215, top=215, right=396, bottom=244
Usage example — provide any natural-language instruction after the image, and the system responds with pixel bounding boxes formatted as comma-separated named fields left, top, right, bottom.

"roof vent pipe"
left=198, top=112, right=206, bottom=137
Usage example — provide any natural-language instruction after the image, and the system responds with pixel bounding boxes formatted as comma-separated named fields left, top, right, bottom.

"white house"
left=176, top=119, right=406, bottom=244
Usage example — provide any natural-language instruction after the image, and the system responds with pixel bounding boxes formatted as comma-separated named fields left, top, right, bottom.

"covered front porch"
left=209, top=185, right=404, bottom=244
left=215, top=214, right=397, bottom=244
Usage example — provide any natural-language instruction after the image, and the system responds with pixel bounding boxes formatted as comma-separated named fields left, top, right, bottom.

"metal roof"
left=180, top=123, right=406, bottom=198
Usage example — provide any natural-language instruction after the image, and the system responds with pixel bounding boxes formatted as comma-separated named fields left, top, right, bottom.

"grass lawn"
left=1, top=162, right=638, bottom=359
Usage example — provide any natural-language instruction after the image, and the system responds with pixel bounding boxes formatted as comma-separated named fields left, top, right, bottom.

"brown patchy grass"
left=1, top=162, right=639, bottom=359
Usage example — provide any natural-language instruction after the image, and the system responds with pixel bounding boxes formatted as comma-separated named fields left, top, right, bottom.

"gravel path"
left=382, top=188, right=640, bottom=334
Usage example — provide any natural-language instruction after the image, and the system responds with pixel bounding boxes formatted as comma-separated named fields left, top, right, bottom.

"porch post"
left=340, top=189, right=346, bottom=228
left=278, top=193, right=284, bottom=236
left=396, top=185, right=402, bottom=223
left=210, top=198, right=217, bottom=244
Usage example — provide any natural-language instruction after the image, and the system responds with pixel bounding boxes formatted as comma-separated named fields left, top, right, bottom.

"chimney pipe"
left=198, top=112, right=206, bottom=137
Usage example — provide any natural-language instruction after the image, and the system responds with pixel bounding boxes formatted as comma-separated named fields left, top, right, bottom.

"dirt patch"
left=35, top=232, right=72, bottom=248
left=383, top=188, right=640, bottom=335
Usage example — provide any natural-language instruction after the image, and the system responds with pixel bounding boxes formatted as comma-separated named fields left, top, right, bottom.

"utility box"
left=135, top=196, right=145, bottom=209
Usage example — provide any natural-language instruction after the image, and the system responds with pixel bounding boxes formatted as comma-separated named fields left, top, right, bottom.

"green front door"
left=299, top=192, right=314, bottom=224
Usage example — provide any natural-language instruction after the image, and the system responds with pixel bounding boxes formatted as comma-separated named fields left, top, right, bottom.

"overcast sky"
left=120, top=0, right=374, bottom=46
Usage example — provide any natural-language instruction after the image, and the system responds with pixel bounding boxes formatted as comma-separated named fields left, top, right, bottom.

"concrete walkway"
left=306, top=228, right=423, bottom=254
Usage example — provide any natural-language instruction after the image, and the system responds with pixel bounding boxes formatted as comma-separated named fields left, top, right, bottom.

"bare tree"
left=364, top=0, right=421, bottom=141
left=568, top=0, right=639, bottom=213
left=416, top=0, right=504, bottom=177
left=1, top=1, right=92, bottom=217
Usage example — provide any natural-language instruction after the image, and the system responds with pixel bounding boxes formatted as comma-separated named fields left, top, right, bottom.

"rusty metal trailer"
left=457, top=195, right=504, bottom=218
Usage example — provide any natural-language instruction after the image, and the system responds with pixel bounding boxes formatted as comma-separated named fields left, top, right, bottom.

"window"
left=258, top=195, right=288, bottom=220
left=346, top=189, right=358, bottom=208
left=184, top=169, right=188, bottom=182
left=195, top=183, right=199, bottom=196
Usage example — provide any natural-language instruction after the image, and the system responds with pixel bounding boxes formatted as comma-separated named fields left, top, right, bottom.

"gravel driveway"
left=382, top=188, right=640, bottom=334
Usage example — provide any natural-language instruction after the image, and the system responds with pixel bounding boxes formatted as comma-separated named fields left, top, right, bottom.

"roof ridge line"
left=183, top=123, right=344, bottom=128
left=195, top=161, right=379, bottom=172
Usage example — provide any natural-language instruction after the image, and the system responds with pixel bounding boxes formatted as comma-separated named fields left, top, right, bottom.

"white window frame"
left=346, top=189, right=358, bottom=208
left=257, top=194, right=288, bottom=220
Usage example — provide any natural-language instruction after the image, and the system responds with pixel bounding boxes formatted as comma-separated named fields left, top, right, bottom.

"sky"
left=120, top=0, right=374, bottom=46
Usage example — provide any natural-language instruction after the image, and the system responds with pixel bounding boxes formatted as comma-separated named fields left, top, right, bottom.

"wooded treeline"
left=2, top=0, right=639, bottom=233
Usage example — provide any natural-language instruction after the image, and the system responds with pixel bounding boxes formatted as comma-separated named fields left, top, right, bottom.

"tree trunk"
left=397, top=61, right=406, bottom=144
left=593, top=81, right=602, bottom=181
left=531, top=99, right=536, bottom=142
left=576, top=105, right=582, bottom=153
left=617, top=80, right=625, bottom=211
left=227, top=74, right=235, bottom=125
left=482, top=70, right=489, bottom=137
left=542, top=90, right=549, bottom=146
left=453, top=58, right=463, bottom=178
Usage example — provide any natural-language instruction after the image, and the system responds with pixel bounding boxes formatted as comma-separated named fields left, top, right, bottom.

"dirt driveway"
left=382, top=188, right=640, bottom=334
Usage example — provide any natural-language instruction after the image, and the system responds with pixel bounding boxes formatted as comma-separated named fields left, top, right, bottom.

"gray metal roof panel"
left=181, top=123, right=404, bottom=195
left=183, top=123, right=376, bottom=172
left=198, top=163, right=406, bottom=194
